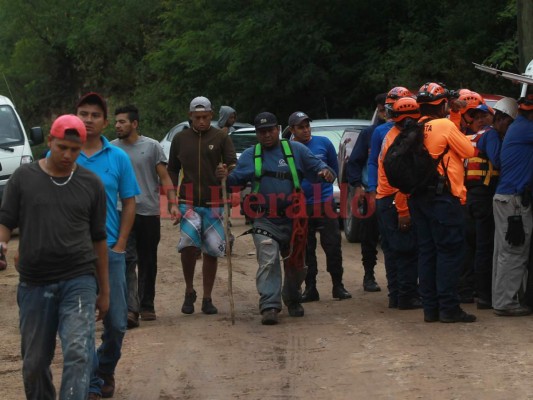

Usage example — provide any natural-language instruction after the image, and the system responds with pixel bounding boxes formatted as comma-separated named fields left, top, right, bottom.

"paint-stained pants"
left=18, top=274, right=97, bottom=400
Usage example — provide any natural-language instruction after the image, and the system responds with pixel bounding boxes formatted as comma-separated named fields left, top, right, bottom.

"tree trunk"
left=518, top=0, right=533, bottom=70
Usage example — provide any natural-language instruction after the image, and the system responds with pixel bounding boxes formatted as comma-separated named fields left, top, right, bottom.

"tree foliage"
left=0, top=0, right=524, bottom=139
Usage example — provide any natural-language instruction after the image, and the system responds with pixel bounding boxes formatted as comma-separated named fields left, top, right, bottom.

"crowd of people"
left=0, top=85, right=532, bottom=398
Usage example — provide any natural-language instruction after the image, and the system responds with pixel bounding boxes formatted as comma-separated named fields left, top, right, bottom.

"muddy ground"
left=1, top=217, right=533, bottom=399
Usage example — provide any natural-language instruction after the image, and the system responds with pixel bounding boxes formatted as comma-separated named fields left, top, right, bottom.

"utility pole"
left=518, top=0, right=533, bottom=70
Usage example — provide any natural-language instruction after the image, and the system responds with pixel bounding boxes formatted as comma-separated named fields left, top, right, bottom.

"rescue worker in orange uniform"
left=376, top=96, right=422, bottom=309
left=408, top=82, right=476, bottom=323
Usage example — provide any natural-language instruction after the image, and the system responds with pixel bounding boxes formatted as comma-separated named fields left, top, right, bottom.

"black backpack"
left=383, top=120, right=449, bottom=195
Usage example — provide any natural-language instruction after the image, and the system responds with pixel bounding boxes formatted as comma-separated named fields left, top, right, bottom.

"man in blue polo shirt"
left=288, top=111, right=351, bottom=302
left=492, top=94, right=533, bottom=317
left=75, top=92, right=140, bottom=399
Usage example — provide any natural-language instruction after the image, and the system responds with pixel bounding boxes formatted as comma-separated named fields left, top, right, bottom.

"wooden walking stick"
left=220, top=163, right=236, bottom=324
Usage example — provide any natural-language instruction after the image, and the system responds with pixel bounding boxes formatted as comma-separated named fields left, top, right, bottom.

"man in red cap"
left=0, top=114, right=109, bottom=399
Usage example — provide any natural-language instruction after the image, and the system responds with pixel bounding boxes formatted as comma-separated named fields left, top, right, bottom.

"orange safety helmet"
left=385, top=86, right=413, bottom=104
left=416, top=82, right=448, bottom=105
left=389, top=97, right=421, bottom=122
left=518, top=94, right=533, bottom=111
left=458, top=91, right=484, bottom=113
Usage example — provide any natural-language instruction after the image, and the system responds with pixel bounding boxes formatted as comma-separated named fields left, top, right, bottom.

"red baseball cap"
left=76, top=92, right=108, bottom=119
left=50, top=114, right=87, bottom=143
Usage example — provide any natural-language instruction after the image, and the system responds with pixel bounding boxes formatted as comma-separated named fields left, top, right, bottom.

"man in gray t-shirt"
left=112, top=105, right=178, bottom=327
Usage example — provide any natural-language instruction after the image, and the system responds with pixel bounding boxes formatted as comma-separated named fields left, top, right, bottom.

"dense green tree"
left=0, top=0, right=521, bottom=139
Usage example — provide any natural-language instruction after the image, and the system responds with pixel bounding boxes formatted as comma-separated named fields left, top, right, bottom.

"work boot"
left=300, top=285, right=320, bottom=303
left=181, top=289, right=197, bottom=314
left=493, top=305, right=531, bottom=316
left=201, top=298, right=218, bottom=315
left=261, top=308, right=279, bottom=325
left=287, top=302, right=305, bottom=317
left=127, top=311, right=139, bottom=329
left=98, top=373, right=115, bottom=398
left=439, top=309, right=477, bottom=323
left=140, top=310, right=157, bottom=321
left=363, top=275, right=381, bottom=292
left=88, top=393, right=102, bottom=400
left=332, top=284, right=352, bottom=300
left=398, top=297, right=423, bottom=310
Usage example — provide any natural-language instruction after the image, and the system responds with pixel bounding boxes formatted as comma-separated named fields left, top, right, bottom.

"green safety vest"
left=252, top=139, right=301, bottom=193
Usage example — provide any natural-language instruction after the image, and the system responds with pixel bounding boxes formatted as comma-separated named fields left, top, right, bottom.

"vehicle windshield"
left=0, top=106, right=24, bottom=146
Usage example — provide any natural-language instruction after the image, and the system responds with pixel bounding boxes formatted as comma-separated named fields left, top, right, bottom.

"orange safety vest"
left=464, top=130, right=499, bottom=188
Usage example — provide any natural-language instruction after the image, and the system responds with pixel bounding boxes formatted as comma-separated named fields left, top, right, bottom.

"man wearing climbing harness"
left=216, top=112, right=335, bottom=325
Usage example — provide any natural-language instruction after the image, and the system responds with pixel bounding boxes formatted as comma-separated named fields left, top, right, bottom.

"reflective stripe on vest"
left=253, top=139, right=301, bottom=193
left=465, top=131, right=499, bottom=187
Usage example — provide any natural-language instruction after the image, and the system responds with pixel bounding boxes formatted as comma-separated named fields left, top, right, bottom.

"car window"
left=0, top=106, right=25, bottom=145
left=230, top=132, right=257, bottom=154
left=311, top=126, right=355, bottom=153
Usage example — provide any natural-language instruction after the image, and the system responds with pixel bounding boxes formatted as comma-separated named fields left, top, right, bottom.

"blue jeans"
left=18, top=274, right=97, bottom=400
left=89, top=249, right=127, bottom=395
left=409, top=192, right=465, bottom=317
left=376, top=196, right=419, bottom=305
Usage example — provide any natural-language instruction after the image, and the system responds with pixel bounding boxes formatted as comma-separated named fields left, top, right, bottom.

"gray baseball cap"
left=189, top=96, right=212, bottom=112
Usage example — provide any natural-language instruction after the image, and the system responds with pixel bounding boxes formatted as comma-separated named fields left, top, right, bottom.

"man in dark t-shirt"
left=0, top=114, right=109, bottom=399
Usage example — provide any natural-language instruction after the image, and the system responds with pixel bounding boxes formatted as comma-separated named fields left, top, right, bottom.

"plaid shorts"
left=177, top=205, right=226, bottom=257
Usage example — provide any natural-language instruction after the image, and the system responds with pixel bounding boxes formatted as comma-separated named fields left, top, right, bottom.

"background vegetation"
left=0, top=0, right=530, bottom=140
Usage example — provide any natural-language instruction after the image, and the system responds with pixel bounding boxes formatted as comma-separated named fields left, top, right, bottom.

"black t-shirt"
left=0, top=162, right=107, bottom=284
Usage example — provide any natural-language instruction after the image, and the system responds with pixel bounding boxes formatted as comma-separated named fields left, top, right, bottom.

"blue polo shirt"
left=367, top=121, right=394, bottom=191
left=496, top=115, right=533, bottom=195
left=298, top=136, right=338, bottom=204
left=77, top=136, right=140, bottom=246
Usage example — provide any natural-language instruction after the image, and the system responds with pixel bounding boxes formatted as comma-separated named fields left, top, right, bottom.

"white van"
left=0, top=95, right=43, bottom=201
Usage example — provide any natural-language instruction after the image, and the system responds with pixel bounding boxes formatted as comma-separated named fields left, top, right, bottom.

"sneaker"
left=332, top=284, right=352, bottom=300
left=439, top=309, right=477, bottom=323
left=127, top=311, right=139, bottom=329
left=287, top=302, right=305, bottom=317
left=300, top=285, right=320, bottom=303
left=261, top=308, right=279, bottom=325
left=363, top=276, right=381, bottom=292
left=98, top=372, right=115, bottom=398
left=493, top=306, right=531, bottom=316
left=201, top=298, right=218, bottom=315
left=181, top=290, right=197, bottom=314
left=140, top=310, right=157, bottom=321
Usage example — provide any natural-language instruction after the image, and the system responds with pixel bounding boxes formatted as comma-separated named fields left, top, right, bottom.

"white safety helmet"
left=493, top=97, right=519, bottom=120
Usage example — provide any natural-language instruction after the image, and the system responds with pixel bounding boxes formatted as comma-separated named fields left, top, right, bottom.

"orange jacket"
left=376, top=125, right=409, bottom=217
left=422, top=118, right=475, bottom=201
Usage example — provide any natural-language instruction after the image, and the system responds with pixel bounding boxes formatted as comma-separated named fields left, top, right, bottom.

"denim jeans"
left=89, top=249, right=127, bottom=395
left=376, top=196, right=419, bottom=305
left=18, top=274, right=97, bottom=400
left=409, top=192, right=465, bottom=317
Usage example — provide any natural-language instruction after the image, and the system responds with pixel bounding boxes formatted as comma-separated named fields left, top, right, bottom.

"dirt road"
left=1, top=217, right=533, bottom=399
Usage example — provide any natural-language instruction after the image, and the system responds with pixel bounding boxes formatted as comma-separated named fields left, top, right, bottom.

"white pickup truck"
left=0, top=95, right=43, bottom=201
